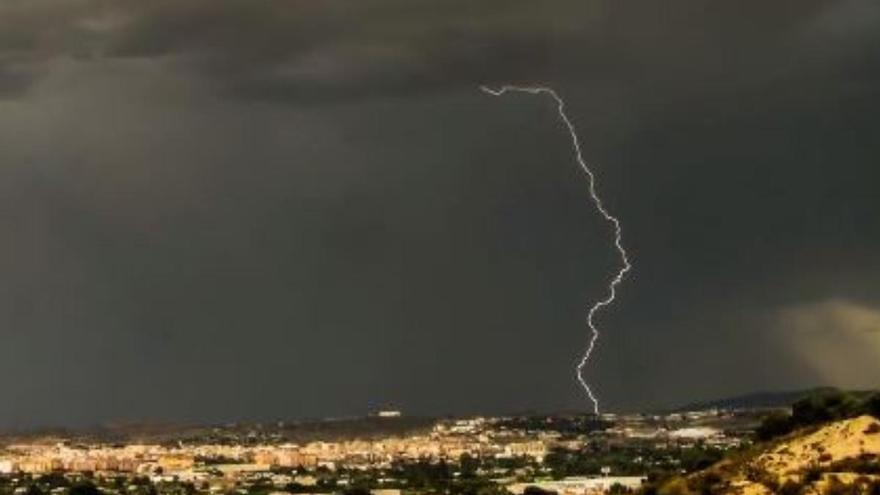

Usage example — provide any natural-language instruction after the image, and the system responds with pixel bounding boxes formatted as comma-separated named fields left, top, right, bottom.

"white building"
left=377, top=411, right=402, bottom=418
left=508, top=476, right=647, bottom=495
left=668, top=427, right=722, bottom=439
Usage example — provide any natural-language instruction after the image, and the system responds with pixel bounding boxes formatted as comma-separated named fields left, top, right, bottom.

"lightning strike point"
left=481, top=84, right=632, bottom=416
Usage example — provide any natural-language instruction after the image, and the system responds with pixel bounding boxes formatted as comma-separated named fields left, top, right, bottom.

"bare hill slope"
left=657, top=416, right=880, bottom=494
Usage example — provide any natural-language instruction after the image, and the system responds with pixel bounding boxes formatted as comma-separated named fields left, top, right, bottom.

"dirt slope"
left=671, top=416, right=880, bottom=494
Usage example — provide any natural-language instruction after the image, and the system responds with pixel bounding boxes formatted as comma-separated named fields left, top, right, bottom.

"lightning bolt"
left=480, top=85, right=632, bottom=415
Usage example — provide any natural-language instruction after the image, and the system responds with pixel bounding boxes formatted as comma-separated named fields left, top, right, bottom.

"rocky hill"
left=654, top=415, right=880, bottom=494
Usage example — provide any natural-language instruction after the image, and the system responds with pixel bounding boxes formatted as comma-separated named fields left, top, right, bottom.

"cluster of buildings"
left=0, top=418, right=550, bottom=478
left=601, top=409, right=748, bottom=450
left=0, top=410, right=754, bottom=495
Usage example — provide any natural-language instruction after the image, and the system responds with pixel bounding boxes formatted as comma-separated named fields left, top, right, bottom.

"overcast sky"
left=1, top=0, right=879, bottom=429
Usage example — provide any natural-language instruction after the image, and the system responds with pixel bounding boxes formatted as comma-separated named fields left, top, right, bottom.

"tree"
left=69, top=482, right=102, bottom=495
left=757, top=389, right=879, bottom=441
left=608, top=483, right=632, bottom=494
left=756, top=411, right=794, bottom=441
left=791, top=389, right=860, bottom=426
left=342, top=488, right=371, bottom=495
left=37, top=473, right=70, bottom=489
left=864, top=393, right=880, bottom=419
left=523, top=486, right=556, bottom=495
left=679, top=447, right=723, bottom=472
left=460, top=453, right=479, bottom=479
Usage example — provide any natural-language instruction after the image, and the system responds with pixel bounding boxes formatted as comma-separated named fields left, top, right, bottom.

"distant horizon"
left=0, top=385, right=845, bottom=435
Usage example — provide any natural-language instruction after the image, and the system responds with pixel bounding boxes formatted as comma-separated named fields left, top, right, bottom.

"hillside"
left=0, top=416, right=438, bottom=446
left=654, top=415, right=880, bottom=494
left=673, top=388, right=863, bottom=412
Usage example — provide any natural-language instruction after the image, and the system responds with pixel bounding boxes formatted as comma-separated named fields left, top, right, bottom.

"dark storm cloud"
left=0, top=0, right=879, bottom=427
left=3, top=0, right=868, bottom=102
